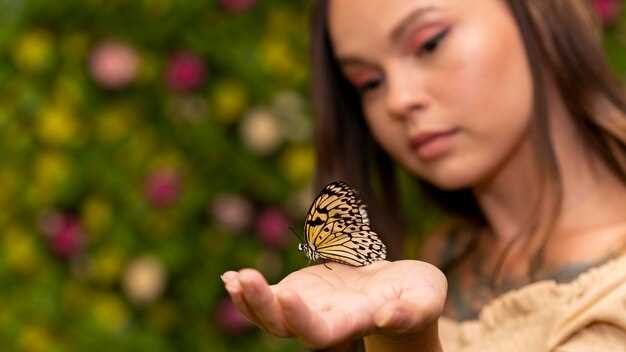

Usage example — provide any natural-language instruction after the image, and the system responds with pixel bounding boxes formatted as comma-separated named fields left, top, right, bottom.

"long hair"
left=309, top=0, right=626, bottom=283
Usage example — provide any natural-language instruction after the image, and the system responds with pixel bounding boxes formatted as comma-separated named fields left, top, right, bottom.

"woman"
left=222, top=0, right=626, bottom=350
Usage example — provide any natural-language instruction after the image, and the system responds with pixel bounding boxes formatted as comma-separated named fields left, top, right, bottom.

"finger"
left=222, top=272, right=262, bottom=327
left=277, top=288, right=334, bottom=348
left=220, top=271, right=238, bottom=283
left=239, top=269, right=290, bottom=337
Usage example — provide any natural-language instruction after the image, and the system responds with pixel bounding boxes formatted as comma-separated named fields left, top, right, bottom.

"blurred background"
left=0, top=0, right=624, bottom=351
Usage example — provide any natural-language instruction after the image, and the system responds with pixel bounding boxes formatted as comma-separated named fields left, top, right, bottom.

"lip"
left=409, top=127, right=459, bottom=160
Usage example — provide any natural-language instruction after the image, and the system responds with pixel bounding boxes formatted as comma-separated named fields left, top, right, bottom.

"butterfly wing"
left=315, top=219, right=386, bottom=266
left=303, top=181, right=369, bottom=246
left=302, top=181, right=386, bottom=266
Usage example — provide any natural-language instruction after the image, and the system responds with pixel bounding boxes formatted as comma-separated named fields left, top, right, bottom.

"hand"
left=221, top=260, right=447, bottom=349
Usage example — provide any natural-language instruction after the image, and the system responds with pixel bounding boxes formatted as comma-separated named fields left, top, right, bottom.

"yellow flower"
left=4, top=226, right=40, bottom=275
left=37, top=106, right=79, bottom=145
left=30, top=152, right=72, bottom=206
left=18, top=325, right=55, bottom=352
left=260, top=38, right=296, bottom=76
left=280, top=145, right=315, bottom=185
left=35, top=151, right=71, bottom=188
left=92, top=294, right=129, bottom=332
left=13, top=29, right=55, bottom=73
left=212, top=79, right=248, bottom=123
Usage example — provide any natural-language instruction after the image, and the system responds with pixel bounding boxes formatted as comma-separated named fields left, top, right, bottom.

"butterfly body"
left=297, top=242, right=320, bottom=262
left=298, top=181, right=387, bottom=267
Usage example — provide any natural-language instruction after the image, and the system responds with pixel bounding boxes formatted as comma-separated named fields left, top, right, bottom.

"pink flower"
left=165, top=52, right=207, bottom=92
left=255, top=208, right=290, bottom=249
left=592, top=0, right=624, bottom=26
left=211, top=194, right=253, bottom=232
left=89, top=41, right=139, bottom=89
left=144, top=168, right=181, bottom=208
left=40, top=212, right=85, bottom=259
left=219, top=0, right=257, bottom=13
left=215, top=298, right=253, bottom=334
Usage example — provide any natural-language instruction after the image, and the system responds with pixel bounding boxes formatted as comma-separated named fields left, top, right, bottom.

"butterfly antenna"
left=289, top=226, right=303, bottom=243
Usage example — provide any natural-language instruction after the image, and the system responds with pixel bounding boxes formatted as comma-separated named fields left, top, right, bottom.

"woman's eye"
left=357, top=79, right=382, bottom=94
left=420, top=28, right=449, bottom=54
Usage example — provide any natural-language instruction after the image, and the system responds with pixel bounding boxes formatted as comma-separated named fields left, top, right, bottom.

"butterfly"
left=296, top=181, right=387, bottom=267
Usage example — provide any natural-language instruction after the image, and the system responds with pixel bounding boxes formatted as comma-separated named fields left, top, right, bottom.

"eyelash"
left=419, top=27, right=449, bottom=54
left=356, top=28, right=450, bottom=94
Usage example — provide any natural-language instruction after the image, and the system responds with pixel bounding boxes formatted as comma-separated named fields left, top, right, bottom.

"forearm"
left=363, top=321, right=443, bottom=352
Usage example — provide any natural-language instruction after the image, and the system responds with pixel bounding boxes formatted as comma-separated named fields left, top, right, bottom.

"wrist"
left=363, top=320, right=442, bottom=352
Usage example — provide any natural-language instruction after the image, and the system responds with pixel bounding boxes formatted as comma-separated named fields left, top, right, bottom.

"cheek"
left=449, top=23, right=532, bottom=125
left=363, top=108, right=407, bottom=158
left=444, top=18, right=534, bottom=150
left=402, top=23, right=534, bottom=187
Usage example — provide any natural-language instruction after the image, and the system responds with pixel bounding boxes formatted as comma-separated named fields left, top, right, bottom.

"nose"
left=385, top=66, right=428, bottom=119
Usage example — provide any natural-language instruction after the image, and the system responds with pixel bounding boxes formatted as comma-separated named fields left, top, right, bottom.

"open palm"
left=222, top=260, right=447, bottom=348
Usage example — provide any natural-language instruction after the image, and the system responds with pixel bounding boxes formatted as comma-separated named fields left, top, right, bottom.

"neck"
left=472, top=92, right=626, bottom=249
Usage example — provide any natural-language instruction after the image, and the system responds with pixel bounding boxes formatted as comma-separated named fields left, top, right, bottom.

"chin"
left=410, top=159, right=487, bottom=191
left=427, top=175, right=474, bottom=191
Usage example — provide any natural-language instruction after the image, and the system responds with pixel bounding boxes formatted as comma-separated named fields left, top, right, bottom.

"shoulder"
left=548, top=254, right=626, bottom=350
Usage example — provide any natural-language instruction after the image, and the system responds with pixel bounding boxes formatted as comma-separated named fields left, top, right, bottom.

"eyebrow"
left=338, top=6, right=437, bottom=68
left=389, top=5, right=437, bottom=43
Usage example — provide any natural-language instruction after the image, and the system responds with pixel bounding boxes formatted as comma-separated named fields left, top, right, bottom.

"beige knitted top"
left=438, top=253, right=626, bottom=351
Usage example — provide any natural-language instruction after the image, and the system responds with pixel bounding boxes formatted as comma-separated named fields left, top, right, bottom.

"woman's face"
left=328, top=0, right=534, bottom=190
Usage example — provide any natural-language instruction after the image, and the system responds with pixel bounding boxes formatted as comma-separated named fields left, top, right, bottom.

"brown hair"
left=309, top=0, right=626, bottom=283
